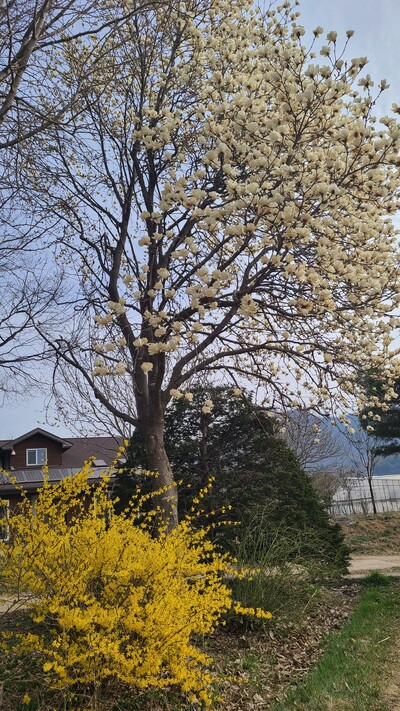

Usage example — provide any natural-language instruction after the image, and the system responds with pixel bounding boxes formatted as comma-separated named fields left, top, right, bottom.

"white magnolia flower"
left=157, top=267, right=170, bottom=279
left=154, top=326, right=166, bottom=337
left=239, top=295, right=258, bottom=317
left=138, top=236, right=151, bottom=246
left=141, top=362, right=153, bottom=374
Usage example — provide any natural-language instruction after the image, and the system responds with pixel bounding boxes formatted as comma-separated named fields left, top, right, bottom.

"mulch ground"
left=208, top=582, right=361, bottom=709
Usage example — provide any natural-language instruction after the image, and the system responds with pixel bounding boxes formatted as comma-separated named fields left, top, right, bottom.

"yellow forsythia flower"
left=0, top=464, right=271, bottom=706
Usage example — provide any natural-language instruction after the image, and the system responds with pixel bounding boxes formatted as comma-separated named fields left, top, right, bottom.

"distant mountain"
left=285, top=411, right=400, bottom=477
left=331, top=414, right=400, bottom=476
left=375, top=455, right=400, bottom=475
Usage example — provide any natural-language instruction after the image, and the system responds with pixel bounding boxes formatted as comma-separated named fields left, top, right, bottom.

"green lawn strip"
left=270, top=578, right=400, bottom=711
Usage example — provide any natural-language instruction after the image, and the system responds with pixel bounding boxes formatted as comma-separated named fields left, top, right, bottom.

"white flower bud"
left=141, top=362, right=153, bottom=374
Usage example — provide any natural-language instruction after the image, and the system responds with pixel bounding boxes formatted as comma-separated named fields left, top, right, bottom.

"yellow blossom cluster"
left=0, top=464, right=270, bottom=706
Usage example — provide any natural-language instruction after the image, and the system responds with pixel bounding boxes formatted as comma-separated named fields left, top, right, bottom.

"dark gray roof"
left=0, top=467, right=113, bottom=493
left=0, top=428, right=73, bottom=451
left=61, top=436, right=123, bottom=468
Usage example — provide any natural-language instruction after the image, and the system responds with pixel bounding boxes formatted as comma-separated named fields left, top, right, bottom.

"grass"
left=340, top=511, right=400, bottom=553
left=270, top=577, right=400, bottom=711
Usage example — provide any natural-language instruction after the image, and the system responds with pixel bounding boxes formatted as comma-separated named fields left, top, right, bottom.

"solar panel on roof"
left=0, top=467, right=113, bottom=488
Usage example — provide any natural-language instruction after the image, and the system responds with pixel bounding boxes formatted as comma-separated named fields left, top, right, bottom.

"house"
left=0, top=428, right=124, bottom=521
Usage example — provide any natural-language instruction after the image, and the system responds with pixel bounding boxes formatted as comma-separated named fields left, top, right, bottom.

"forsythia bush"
left=0, top=464, right=270, bottom=707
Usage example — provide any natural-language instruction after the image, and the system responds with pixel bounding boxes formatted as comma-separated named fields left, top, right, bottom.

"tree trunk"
left=134, top=360, right=178, bottom=532
left=145, top=418, right=178, bottom=533
left=367, top=476, right=377, bottom=515
left=199, top=414, right=211, bottom=488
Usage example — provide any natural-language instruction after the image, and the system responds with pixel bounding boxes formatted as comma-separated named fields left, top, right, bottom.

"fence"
left=329, top=476, right=400, bottom=516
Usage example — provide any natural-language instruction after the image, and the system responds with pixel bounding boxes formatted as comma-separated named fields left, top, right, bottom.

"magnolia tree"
left=29, top=0, right=400, bottom=525
left=0, top=0, right=163, bottom=149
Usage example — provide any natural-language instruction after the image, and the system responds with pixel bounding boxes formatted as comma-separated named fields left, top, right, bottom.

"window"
left=26, top=448, right=47, bottom=466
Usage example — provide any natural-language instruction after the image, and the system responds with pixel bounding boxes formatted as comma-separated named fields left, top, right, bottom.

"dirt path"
left=348, top=554, right=400, bottom=577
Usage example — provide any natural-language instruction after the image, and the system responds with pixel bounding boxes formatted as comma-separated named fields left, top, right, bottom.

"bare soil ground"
left=340, top=511, right=400, bottom=554
left=339, top=511, right=400, bottom=576
left=349, top=554, right=400, bottom=577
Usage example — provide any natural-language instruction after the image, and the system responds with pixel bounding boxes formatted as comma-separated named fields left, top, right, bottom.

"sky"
left=298, top=0, right=400, bottom=117
left=1, top=0, right=399, bottom=439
